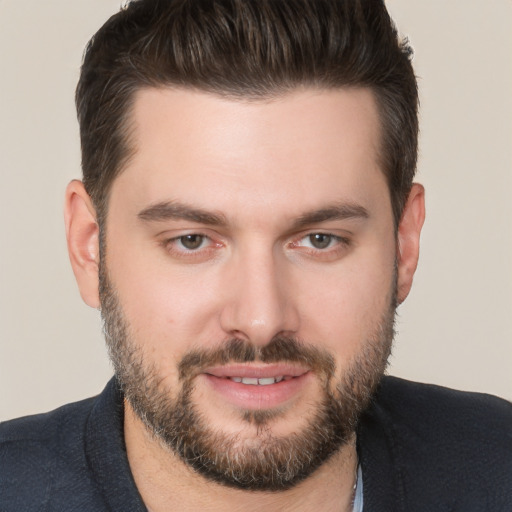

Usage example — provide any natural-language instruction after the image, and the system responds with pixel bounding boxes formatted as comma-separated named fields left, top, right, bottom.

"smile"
left=201, top=365, right=311, bottom=410
left=227, top=376, right=293, bottom=385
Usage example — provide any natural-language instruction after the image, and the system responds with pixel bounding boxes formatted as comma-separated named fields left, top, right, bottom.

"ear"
left=64, top=180, right=100, bottom=308
left=396, top=183, right=425, bottom=304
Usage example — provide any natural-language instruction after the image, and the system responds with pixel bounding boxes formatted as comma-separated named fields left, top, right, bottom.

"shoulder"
left=376, top=376, right=512, bottom=432
left=1, top=395, right=97, bottom=437
left=361, top=376, right=512, bottom=510
left=0, top=396, right=98, bottom=511
left=0, top=394, right=97, bottom=452
left=371, top=376, right=512, bottom=464
left=374, top=376, right=512, bottom=458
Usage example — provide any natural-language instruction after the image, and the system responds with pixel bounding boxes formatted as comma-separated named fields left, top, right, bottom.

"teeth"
left=257, top=377, right=276, bottom=386
left=229, top=376, right=285, bottom=385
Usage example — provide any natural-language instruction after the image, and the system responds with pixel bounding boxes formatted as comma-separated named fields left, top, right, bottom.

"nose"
left=219, top=246, right=300, bottom=346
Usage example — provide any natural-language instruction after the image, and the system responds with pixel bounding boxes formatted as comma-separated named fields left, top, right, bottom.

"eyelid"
left=290, top=230, right=350, bottom=246
left=287, top=231, right=352, bottom=260
left=158, top=228, right=351, bottom=262
left=174, top=234, right=210, bottom=251
left=161, top=230, right=225, bottom=261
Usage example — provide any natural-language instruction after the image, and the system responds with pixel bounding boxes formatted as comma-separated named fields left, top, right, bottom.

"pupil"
left=181, top=235, right=203, bottom=250
left=310, top=234, right=331, bottom=249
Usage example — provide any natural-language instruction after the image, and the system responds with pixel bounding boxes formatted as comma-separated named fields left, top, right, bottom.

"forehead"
left=111, top=86, right=387, bottom=224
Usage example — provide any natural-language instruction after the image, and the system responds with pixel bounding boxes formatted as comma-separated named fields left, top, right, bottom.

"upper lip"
left=203, top=364, right=310, bottom=379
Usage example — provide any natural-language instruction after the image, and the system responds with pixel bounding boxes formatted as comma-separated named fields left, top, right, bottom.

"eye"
left=178, top=234, right=207, bottom=250
left=162, top=232, right=224, bottom=262
left=307, top=233, right=334, bottom=249
left=288, top=231, right=351, bottom=261
left=299, top=233, right=342, bottom=250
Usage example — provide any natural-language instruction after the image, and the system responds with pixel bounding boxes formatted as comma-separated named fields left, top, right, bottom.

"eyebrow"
left=138, top=201, right=228, bottom=226
left=137, top=200, right=369, bottom=228
left=292, top=203, right=369, bottom=229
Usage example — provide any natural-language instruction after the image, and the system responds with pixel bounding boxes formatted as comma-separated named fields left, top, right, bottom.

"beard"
left=99, top=266, right=396, bottom=491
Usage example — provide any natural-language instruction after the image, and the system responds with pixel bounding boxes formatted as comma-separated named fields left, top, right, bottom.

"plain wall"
left=0, top=0, right=510, bottom=421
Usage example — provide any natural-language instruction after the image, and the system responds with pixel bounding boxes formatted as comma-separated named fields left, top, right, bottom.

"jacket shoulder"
left=0, top=397, right=98, bottom=511
left=364, top=377, right=512, bottom=510
left=0, top=396, right=96, bottom=442
left=377, top=376, right=512, bottom=434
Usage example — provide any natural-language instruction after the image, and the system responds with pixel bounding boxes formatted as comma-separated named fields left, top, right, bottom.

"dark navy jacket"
left=1, top=377, right=511, bottom=511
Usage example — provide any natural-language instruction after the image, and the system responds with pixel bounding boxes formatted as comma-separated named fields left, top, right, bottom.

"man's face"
left=101, top=87, right=398, bottom=489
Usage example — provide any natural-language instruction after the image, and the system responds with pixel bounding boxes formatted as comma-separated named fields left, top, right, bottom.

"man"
left=1, top=0, right=510, bottom=510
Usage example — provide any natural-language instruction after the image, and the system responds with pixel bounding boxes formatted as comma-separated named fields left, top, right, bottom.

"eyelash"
left=293, top=233, right=348, bottom=249
left=162, top=232, right=351, bottom=260
left=288, top=233, right=351, bottom=259
left=163, top=234, right=221, bottom=260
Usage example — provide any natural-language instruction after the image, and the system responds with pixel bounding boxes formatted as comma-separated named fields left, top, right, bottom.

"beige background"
left=0, top=1, right=510, bottom=421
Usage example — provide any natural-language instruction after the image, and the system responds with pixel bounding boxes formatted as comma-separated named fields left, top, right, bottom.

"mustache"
left=178, top=337, right=336, bottom=381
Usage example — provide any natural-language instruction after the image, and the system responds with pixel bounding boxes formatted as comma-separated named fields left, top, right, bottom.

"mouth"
left=200, top=364, right=312, bottom=410
left=226, top=375, right=292, bottom=385
left=204, top=363, right=309, bottom=384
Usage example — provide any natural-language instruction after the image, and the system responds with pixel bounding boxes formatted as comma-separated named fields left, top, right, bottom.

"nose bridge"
left=220, top=241, right=298, bottom=345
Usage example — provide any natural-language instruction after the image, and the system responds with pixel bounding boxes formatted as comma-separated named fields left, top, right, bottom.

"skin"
left=65, top=87, right=425, bottom=511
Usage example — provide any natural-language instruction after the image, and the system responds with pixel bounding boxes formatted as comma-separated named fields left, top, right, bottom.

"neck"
left=124, top=403, right=358, bottom=512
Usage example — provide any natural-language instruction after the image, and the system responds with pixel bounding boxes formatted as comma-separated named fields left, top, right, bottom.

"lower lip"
left=202, top=373, right=311, bottom=410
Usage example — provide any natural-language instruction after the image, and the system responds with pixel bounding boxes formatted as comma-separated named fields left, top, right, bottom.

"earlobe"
left=64, top=180, right=101, bottom=308
left=396, top=183, right=426, bottom=304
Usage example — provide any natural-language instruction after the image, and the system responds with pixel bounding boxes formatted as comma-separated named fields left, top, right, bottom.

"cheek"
left=109, top=257, right=227, bottom=349
left=297, top=248, right=396, bottom=356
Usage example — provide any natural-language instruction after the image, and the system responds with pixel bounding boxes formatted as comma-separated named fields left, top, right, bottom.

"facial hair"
left=99, top=265, right=396, bottom=491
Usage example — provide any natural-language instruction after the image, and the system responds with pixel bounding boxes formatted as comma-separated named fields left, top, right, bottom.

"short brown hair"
left=76, top=0, right=418, bottom=227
